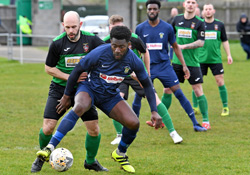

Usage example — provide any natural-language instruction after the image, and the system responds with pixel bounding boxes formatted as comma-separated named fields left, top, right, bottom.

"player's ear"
left=62, top=22, right=64, bottom=27
left=80, top=21, right=83, bottom=28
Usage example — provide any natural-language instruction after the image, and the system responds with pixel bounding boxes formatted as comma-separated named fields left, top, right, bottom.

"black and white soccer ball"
left=49, top=147, right=73, bottom=172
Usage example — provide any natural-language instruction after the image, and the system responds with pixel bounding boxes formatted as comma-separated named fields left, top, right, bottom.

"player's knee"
left=73, top=103, right=89, bottom=116
left=43, top=125, right=55, bottom=135
left=129, top=118, right=140, bottom=130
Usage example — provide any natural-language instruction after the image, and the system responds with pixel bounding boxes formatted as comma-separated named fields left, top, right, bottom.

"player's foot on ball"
left=146, top=121, right=165, bottom=128
left=221, top=107, right=229, bottom=116
left=202, top=122, right=211, bottom=130
left=36, top=145, right=54, bottom=162
left=31, top=157, right=44, bottom=173
left=84, top=159, right=108, bottom=171
left=111, top=134, right=122, bottom=145
left=170, top=130, right=183, bottom=144
left=111, top=149, right=135, bottom=173
left=193, top=124, right=207, bottom=132
left=193, top=107, right=201, bottom=115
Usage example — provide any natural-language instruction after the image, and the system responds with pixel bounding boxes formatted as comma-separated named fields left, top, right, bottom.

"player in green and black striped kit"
left=192, top=4, right=233, bottom=118
left=31, top=11, right=107, bottom=173
left=170, top=0, right=211, bottom=129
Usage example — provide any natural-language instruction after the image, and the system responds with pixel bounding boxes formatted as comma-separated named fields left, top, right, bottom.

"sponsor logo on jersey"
left=124, top=66, right=131, bottom=74
left=178, top=22, right=184, bottom=25
left=159, top=32, right=164, bottom=39
left=191, top=22, right=196, bottom=29
left=143, top=34, right=149, bottom=37
left=146, top=43, right=163, bottom=50
left=65, top=56, right=84, bottom=67
left=99, top=73, right=124, bottom=84
left=83, top=43, right=89, bottom=52
left=205, top=32, right=217, bottom=40
left=214, top=24, right=218, bottom=31
left=177, top=29, right=192, bottom=38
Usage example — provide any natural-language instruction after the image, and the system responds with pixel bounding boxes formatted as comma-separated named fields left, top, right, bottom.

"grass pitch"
left=0, top=42, right=249, bottom=175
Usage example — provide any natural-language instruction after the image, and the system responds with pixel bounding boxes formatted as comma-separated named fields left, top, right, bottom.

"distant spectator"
left=167, top=7, right=179, bottom=24
left=18, top=15, right=32, bottom=34
left=236, top=13, right=250, bottom=60
left=195, top=7, right=202, bottom=18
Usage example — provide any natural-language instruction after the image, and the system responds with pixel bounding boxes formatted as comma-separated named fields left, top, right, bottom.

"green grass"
left=0, top=42, right=249, bottom=175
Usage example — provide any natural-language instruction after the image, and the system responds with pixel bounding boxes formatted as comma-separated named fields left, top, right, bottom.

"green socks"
left=192, top=90, right=198, bottom=108
left=197, top=95, right=209, bottom=122
left=157, top=102, right=175, bottom=133
left=219, top=85, right=228, bottom=108
left=112, top=119, right=123, bottom=135
left=85, top=133, right=101, bottom=164
left=39, top=128, right=52, bottom=150
left=161, top=93, right=172, bottom=110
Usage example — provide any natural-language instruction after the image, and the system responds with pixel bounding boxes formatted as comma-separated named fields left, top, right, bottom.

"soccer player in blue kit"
left=104, top=15, right=183, bottom=145
left=36, top=26, right=162, bottom=173
left=135, top=0, right=206, bottom=131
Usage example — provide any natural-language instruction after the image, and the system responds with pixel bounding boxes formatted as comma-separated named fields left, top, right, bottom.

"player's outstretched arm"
left=179, top=39, right=204, bottom=50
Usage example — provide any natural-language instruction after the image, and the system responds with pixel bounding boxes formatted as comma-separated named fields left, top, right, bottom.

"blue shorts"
left=76, top=81, right=124, bottom=116
left=150, top=62, right=179, bottom=88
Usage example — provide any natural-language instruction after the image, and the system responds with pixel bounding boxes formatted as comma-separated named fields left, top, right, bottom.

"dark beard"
left=147, top=13, right=158, bottom=21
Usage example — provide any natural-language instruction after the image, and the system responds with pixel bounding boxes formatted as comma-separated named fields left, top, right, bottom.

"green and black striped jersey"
left=198, top=19, right=228, bottom=64
left=172, top=14, right=205, bottom=67
left=46, top=30, right=104, bottom=86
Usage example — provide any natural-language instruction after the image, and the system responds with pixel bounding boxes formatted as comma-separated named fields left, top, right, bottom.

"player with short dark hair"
left=171, top=0, right=211, bottom=129
left=192, top=3, right=233, bottom=118
left=136, top=0, right=206, bottom=132
left=104, top=15, right=183, bottom=145
left=30, top=11, right=107, bottom=173
left=36, top=25, right=163, bottom=173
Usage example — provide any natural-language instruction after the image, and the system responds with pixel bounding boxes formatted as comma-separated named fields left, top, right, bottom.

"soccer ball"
left=49, top=147, right=73, bottom=172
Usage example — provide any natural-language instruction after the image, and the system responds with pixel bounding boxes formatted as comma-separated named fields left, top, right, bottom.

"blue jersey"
left=135, top=19, right=176, bottom=65
left=77, top=44, right=148, bottom=98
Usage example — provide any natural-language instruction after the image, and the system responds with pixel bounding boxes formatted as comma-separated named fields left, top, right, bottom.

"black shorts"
left=200, top=63, right=224, bottom=76
left=118, top=77, right=145, bottom=100
left=173, top=64, right=203, bottom=85
left=44, top=81, right=98, bottom=121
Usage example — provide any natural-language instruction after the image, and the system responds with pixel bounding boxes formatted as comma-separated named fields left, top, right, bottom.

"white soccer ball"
left=49, top=147, right=73, bottom=172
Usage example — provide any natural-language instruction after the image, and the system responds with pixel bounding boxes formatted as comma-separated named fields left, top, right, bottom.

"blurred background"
left=0, top=0, right=250, bottom=46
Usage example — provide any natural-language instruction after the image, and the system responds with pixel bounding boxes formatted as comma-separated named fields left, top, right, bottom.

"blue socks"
left=118, top=127, right=138, bottom=153
left=174, top=89, right=198, bottom=126
left=49, top=110, right=79, bottom=147
left=132, top=93, right=142, bottom=117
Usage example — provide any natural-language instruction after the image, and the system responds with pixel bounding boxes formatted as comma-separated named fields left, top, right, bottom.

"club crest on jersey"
left=191, top=22, right=196, bottom=29
left=214, top=24, right=218, bottom=31
left=124, top=66, right=131, bottom=74
left=83, top=43, right=89, bottom=52
left=159, top=32, right=164, bottom=39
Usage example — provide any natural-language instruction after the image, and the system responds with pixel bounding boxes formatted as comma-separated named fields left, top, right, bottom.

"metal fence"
left=0, top=33, right=55, bottom=64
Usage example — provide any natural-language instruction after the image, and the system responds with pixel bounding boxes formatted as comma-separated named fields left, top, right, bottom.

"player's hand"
left=56, top=95, right=71, bottom=114
left=183, top=66, right=190, bottom=79
left=227, top=56, right=233, bottom=65
left=150, top=111, right=163, bottom=129
left=77, top=72, right=88, bottom=83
